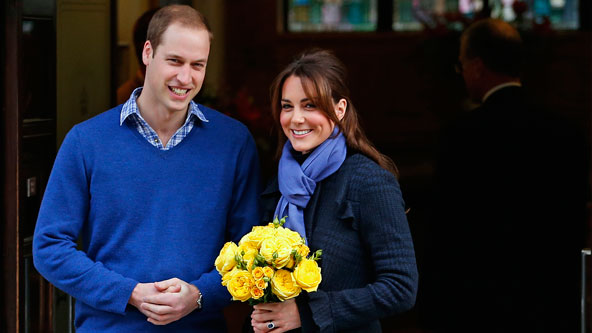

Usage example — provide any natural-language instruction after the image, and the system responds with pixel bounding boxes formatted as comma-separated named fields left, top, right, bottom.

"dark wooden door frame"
left=3, top=0, right=22, bottom=332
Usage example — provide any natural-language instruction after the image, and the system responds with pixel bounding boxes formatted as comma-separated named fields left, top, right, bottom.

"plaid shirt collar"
left=119, top=87, right=208, bottom=126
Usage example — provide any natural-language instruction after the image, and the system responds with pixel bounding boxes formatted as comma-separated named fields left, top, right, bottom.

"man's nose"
left=177, top=66, right=191, bottom=85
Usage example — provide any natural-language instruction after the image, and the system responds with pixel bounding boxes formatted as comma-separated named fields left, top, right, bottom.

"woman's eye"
left=281, top=104, right=292, bottom=110
left=305, top=103, right=316, bottom=109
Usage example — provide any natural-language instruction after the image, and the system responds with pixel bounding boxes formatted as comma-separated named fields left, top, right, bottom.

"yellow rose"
left=255, top=278, right=268, bottom=290
left=263, top=266, right=274, bottom=279
left=285, top=243, right=310, bottom=269
left=250, top=286, right=265, bottom=299
left=238, top=241, right=258, bottom=255
left=277, top=226, right=304, bottom=247
left=297, top=244, right=310, bottom=258
left=227, top=270, right=255, bottom=302
left=285, top=257, right=295, bottom=270
left=293, top=258, right=322, bottom=292
left=260, top=237, right=291, bottom=268
left=252, top=267, right=265, bottom=280
left=221, top=267, right=240, bottom=286
left=263, top=224, right=279, bottom=237
left=271, top=269, right=301, bottom=301
left=239, top=226, right=268, bottom=249
left=239, top=244, right=259, bottom=272
left=215, top=242, right=238, bottom=275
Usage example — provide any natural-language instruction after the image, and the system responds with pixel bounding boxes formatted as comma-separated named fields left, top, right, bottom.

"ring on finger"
left=267, top=321, right=275, bottom=330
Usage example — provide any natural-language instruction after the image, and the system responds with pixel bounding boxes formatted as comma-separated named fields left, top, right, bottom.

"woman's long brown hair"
left=270, top=49, right=399, bottom=177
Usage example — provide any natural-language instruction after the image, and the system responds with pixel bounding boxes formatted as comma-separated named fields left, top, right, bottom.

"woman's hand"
left=251, top=298, right=301, bottom=332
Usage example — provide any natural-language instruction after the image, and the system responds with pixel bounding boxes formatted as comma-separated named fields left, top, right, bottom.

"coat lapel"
left=303, top=182, right=321, bottom=242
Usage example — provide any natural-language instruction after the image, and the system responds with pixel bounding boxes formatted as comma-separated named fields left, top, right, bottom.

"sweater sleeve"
left=32, top=127, right=138, bottom=315
left=307, top=163, right=418, bottom=332
left=192, top=129, right=261, bottom=310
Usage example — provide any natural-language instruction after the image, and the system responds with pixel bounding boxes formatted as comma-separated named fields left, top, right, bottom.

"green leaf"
left=312, top=249, right=323, bottom=261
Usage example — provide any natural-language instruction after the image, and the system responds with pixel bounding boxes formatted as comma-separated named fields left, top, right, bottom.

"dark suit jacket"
left=423, top=86, right=588, bottom=332
left=260, top=153, right=418, bottom=333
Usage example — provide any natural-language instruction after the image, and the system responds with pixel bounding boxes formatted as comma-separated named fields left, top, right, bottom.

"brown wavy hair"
left=270, top=49, right=399, bottom=177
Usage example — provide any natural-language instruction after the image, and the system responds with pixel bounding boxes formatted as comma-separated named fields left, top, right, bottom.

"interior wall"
left=193, top=0, right=225, bottom=97
left=56, top=0, right=111, bottom=145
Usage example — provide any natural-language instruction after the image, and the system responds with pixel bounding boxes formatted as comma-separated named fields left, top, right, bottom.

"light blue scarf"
left=274, top=128, right=347, bottom=241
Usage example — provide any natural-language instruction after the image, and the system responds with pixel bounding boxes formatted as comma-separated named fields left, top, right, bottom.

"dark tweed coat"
left=261, top=153, right=418, bottom=332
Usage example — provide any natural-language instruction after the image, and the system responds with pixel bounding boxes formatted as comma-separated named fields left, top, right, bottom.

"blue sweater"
left=33, top=105, right=261, bottom=332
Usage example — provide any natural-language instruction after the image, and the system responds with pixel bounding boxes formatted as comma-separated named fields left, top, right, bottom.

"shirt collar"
left=120, top=87, right=209, bottom=125
left=482, top=82, right=522, bottom=103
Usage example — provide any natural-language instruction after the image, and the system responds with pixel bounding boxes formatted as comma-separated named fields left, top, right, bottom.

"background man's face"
left=458, top=36, right=482, bottom=102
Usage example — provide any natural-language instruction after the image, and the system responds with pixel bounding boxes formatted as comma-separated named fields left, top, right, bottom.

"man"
left=424, top=19, right=588, bottom=332
left=33, top=5, right=260, bottom=332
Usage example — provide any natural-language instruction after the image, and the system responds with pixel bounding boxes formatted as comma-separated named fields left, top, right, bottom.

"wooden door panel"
left=3, top=1, right=57, bottom=332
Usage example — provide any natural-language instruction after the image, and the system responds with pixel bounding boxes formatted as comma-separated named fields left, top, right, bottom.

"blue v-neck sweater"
left=33, top=105, right=261, bottom=332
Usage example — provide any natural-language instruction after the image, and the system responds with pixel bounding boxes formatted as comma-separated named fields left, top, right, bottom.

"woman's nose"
left=291, top=108, right=305, bottom=123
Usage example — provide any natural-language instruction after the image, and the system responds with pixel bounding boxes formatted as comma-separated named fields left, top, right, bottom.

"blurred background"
left=2, top=0, right=591, bottom=332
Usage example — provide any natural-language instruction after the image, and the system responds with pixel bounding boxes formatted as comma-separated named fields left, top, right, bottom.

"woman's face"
left=279, top=75, right=345, bottom=154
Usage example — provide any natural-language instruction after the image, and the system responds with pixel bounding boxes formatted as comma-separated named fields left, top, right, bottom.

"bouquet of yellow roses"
left=214, top=217, right=322, bottom=305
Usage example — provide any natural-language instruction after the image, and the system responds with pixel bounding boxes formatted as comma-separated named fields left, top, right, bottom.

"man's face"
left=142, top=23, right=210, bottom=114
left=458, top=36, right=482, bottom=102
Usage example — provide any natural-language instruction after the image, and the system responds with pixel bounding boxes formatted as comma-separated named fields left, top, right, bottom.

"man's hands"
left=129, top=282, right=181, bottom=319
left=128, top=278, right=200, bottom=325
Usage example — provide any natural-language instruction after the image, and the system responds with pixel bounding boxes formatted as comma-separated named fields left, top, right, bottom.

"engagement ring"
left=267, top=321, right=275, bottom=330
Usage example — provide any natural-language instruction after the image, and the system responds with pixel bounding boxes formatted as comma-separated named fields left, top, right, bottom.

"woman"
left=250, top=50, right=418, bottom=332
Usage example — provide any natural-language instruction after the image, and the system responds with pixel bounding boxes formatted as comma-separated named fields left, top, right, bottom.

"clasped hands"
left=128, top=278, right=200, bottom=325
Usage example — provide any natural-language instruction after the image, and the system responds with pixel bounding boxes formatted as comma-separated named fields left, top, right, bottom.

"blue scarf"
left=274, top=128, right=347, bottom=241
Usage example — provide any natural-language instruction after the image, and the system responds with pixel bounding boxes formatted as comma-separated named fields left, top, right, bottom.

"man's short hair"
left=462, top=19, right=523, bottom=77
left=146, top=4, right=213, bottom=55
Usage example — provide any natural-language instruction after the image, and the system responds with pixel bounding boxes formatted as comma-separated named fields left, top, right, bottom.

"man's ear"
left=334, top=98, right=347, bottom=121
left=142, top=41, right=153, bottom=66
